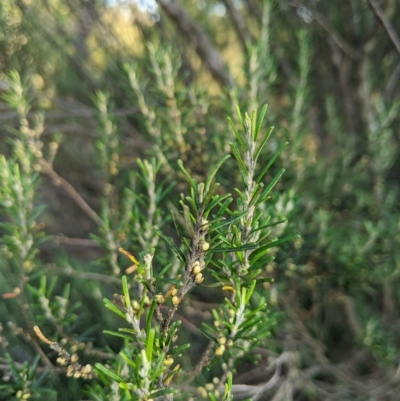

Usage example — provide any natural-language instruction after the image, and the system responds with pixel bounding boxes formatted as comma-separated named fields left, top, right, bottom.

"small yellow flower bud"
left=49, top=141, right=58, bottom=150
left=143, top=295, right=150, bottom=306
left=71, top=354, right=79, bottom=363
left=82, top=364, right=92, bottom=374
left=172, top=296, right=180, bottom=305
left=132, top=301, right=140, bottom=311
left=205, top=383, right=214, bottom=391
left=226, top=339, right=233, bottom=348
left=197, top=386, right=208, bottom=398
left=202, top=241, right=210, bottom=251
left=57, top=357, right=67, bottom=366
left=192, top=261, right=201, bottom=275
left=195, top=273, right=204, bottom=284
left=73, top=371, right=82, bottom=379
left=215, top=344, right=225, bottom=356
left=155, top=294, right=164, bottom=303
left=163, top=357, right=174, bottom=366
left=217, top=336, right=226, bottom=345
left=171, top=287, right=178, bottom=297
left=201, top=219, right=209, bottom=231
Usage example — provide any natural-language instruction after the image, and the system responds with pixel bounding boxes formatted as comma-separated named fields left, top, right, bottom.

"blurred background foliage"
left=1, top=0, right=400, bottom=400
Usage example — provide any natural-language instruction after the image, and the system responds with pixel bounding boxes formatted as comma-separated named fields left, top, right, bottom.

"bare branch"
left=40, top=160, right=105, bottom=229
left=157, top=0, right=232, bottom=87
left=368, top=0, right=400, bottom=56
left=221, top=0, right=252, bottom=51
left=291, top=2, right=362, bottom=60
left=384, top=61, right=400, bottom=101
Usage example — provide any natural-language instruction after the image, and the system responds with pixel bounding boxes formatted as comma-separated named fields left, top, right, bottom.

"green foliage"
left=1, top=1, right=400, bottom=400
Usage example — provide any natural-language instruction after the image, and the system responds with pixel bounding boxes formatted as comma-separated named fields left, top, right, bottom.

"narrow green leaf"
left=255, top=104, right=269, bottom=140
left=177, top=159, right=197, bottom=191
left=169, top=343, right=190, bottom=355
left=146, top=328, right=155, bottom=362
left=227, top=116, right=244, bottom=148
left=119, top=328, right=138, bottom=334
left=250, top=256, right=275, bottom=271
left=257, top=168, right=285, bottom=203
left=208, top=243, right=258, bottom=253
left=156, top=263, right=173, bottom=279
left=250, top=109, right=257, bottom=141
left=121, top=276, right=131, bottom=308
left=205, top=155, right=230, bottom=195
left=103, top=330, right=134, bottom=342
left=256, top=142, right=288, bottom=183
left=171, top=208, right=190, bottom=247
left=254, top=126, right=274, bottom=162
left=151, top=228, right=186, bottom=263
left=94, top=363, right=124, bottom=382
left=245, top=280, right=257, bottom=303
left=248, top=183, right=264, bottom=208
left=208, top=194, right=233, bottom=218
left=208, top=392, right=218, bottom=401
left=210, top=211, right=248, bottom=231
left=250, top=219, right=287, bottom=234
left=146, top=300, right=157, bottom=335
left=262, top=234, right=300, bottom=249
left=160, top=278, right=182, bottom=286
left=198, top=326, right=217, bottom=342
left=182, top=205, right=195, bottom=238
left=103, top=298, right=126, bottom=319
left=236, top=104, right=245, bottom=130
left=250, top=246, right=271, bottom=264
left=224, top=297, right=237, bottom=313
left=229, top=142, right=248, bottom=178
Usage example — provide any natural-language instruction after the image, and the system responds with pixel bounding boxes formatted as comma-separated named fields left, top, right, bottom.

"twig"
left=186, top=341, right=214, bottom=383
left=39, top=160, right=105, bottom=229
left=368, top=0, right=400, bottom=56
left=221, top=0, right=252, bottom=51
left=384, top=62, right=400, bottom=101
left=157, top=0, right=233, bottom=87
left=53, top=236, right=103, bottom=247
left=45, top=264, right=121, bottom=285
left=291, top=2, right=361, bottom=60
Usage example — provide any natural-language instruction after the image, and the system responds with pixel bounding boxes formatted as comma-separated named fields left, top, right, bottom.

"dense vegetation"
left=1, top=1, right=399, bottom=400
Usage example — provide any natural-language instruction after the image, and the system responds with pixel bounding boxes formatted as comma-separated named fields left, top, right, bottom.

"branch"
left=291, top=2, right=361, bottom=60
left=157, top=0, right=232, bottom=87
left=39, top=160, right=105, bottom=229
left=384, top=61, right=400, bottom=101
left=368, top=0, right=400, bottom=56
left=45, top=264, right=121, bottom=285
left=221, top=0, right=252, bottom=51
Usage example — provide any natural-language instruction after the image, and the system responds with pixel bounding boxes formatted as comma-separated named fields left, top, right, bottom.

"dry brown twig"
left=367, top=0, right=400, bottom=56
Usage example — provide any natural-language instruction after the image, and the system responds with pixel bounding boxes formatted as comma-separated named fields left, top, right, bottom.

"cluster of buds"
left=16, top=389, right=31, bottom=400
left=34, top=326, right=93, bottom=380
left=131, top=295, right=151, bottom=313
left=197, top=377, right=221, bottom=399
left=171, top=287, right=180, bottom=306
left=215, top=334, right=233, bottom=356
left=191, top=260, right=205, bottom=285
